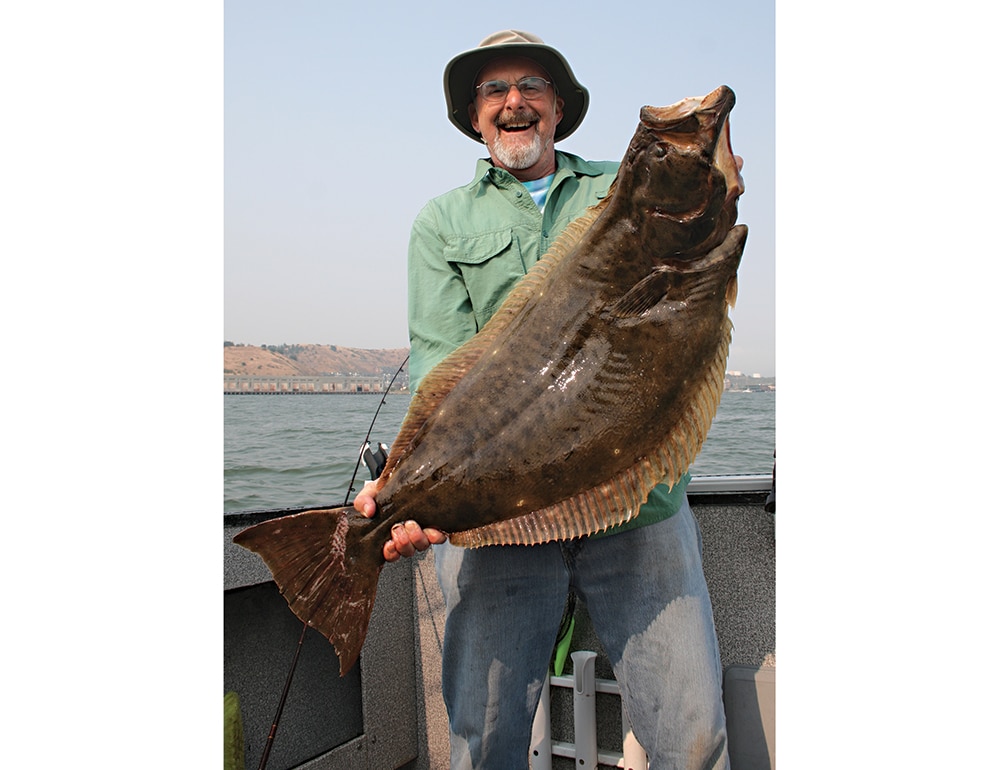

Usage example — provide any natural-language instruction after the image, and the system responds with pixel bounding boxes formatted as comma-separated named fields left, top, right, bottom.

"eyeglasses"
left=474, top=77, right=553, bottom=103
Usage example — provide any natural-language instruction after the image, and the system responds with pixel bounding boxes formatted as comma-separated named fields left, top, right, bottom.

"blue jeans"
left=434, top=496, right=729, bottom=770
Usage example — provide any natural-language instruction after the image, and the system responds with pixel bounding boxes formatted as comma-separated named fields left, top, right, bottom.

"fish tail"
left=233, top=506, right=384, bottom=676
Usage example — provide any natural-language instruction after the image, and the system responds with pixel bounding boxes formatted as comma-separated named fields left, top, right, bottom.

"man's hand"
left=354, top=481, right=448, bottom=562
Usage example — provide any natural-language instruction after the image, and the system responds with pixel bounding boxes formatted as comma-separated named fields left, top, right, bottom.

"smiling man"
left=356, top=30, right=732, bottom=770
left=468, top=56, right=563, bottom=178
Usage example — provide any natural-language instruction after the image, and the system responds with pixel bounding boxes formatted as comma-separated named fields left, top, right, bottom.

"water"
left=224, top=390, right=775, bottom=512
left=687, top=391, right=776, bottom=476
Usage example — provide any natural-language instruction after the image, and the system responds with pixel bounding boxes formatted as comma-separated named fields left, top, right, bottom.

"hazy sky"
left=224, top=1, right=776, bottom=375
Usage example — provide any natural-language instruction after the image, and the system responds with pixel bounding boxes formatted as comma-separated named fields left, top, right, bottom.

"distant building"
left=223, top=374, right=384, bottom=393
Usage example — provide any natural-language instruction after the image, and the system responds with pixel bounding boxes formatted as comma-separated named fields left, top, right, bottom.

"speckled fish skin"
left=234, top=85, right=747, bottom=675
left=377, top=86, right=744, bottom=537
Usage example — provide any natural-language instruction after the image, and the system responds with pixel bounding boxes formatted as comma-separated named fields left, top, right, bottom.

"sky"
left=224, top=0, right=777, bottom=375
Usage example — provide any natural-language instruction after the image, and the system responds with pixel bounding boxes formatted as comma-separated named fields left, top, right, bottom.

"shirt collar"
left=466, top=151, right=609, bottom=190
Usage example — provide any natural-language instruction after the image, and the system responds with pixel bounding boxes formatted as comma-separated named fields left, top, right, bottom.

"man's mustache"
left=495, top=109, right=539, bottom=129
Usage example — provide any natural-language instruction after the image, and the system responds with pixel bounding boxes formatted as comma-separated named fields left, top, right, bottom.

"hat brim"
left=444, top=42, right=589, bottom=144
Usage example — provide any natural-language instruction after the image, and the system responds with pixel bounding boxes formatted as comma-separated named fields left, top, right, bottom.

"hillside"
left=224, top=343, right=408, bottom=377
left=225, top=342, right=773, bottom=390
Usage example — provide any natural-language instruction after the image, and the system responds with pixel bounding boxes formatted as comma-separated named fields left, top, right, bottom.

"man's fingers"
left=357, top=497, right=448, bottom=561
left=426, top=528, right=448, bottom=545
left=390, top=521, right=419, bottom=558
left=354, top=482, right=378, bottom=517
left=380, top=521, right=447, bottom=562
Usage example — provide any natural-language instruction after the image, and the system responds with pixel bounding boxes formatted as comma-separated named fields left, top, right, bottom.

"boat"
left=223, top=473, right=776, bottom=769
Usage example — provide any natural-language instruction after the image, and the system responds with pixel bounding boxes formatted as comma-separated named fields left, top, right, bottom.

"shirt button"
left=515, top=190, right=523, bottom=197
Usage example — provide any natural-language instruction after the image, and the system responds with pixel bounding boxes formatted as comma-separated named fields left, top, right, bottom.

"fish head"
left=619, top=85, right=743, bottom=259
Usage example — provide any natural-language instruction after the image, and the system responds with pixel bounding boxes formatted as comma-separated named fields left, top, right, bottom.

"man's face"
left=468, top=56, right=564, bottom=180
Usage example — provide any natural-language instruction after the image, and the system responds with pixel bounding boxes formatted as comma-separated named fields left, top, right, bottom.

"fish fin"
left=606, top=267, right=672, bottom=318
left=233, top=507, right=383, bottom=676
left=451, top=314, right=733, bottom=549
left=449, top=484, right=643, bottom=547
left=381, top=197, right=610, bottom=481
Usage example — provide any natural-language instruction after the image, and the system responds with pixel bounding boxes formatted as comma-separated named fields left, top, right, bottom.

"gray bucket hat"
left=443, top=30, right=590, bottom=144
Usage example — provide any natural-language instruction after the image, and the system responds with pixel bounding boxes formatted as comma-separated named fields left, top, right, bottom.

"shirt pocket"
left=444, top=229, right=526, bottom=329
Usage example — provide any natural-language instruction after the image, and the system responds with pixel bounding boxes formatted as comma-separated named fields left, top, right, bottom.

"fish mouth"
left=641, top=85, right=736, bottom=133
left=641, top=86, right=743, bottom=207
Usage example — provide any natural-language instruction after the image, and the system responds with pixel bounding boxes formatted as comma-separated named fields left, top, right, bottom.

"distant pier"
left=223, top=374, right=405, bottom=395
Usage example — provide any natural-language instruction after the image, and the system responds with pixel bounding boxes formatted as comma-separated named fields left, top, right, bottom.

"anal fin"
left=449, top=476, right=649, bottom=548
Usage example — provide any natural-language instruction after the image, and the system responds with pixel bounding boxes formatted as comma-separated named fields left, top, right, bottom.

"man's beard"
left=488, top=112, right=548, bottom=169
left=488, top=130, right=545, bottom=170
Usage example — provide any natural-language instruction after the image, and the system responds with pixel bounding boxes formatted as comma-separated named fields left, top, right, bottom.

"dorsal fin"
left=379, top=194, right=612, bottom=484
left=449, top=314, right=733, bottom=548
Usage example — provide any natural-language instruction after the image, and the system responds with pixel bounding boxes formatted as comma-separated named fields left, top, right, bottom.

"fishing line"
left=254, top=354, right=409, bottom=770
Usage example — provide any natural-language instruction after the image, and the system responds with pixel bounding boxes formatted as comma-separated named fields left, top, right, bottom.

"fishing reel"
left=360, top=441, right=390, bottom=481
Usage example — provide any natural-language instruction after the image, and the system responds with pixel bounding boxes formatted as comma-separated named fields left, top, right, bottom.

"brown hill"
left=224, top=343, right=408, bottom=377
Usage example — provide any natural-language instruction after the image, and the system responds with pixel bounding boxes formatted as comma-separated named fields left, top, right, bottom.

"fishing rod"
left=255, top=622, right=308, bottom=770
left=343, top=354, right=409, bottom=506
left=253, top=355, right=409, bottom=770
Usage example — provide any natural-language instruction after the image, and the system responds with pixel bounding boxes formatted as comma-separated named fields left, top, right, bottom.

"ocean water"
left=224, top=390, right=775, bottom=513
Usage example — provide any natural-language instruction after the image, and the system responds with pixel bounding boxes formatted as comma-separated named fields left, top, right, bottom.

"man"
left=357, top=30, right=732, bottom=770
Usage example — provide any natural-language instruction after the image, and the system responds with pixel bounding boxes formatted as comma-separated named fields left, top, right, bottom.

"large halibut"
left=235, top=85, right=748, bottom=675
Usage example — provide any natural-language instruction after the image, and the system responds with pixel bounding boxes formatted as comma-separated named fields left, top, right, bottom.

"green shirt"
left=407, top=150, right=689, bottom=535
